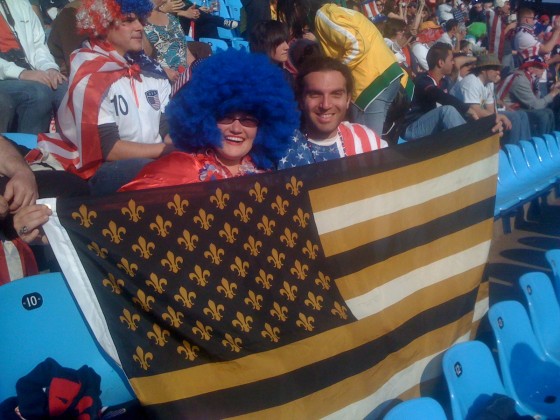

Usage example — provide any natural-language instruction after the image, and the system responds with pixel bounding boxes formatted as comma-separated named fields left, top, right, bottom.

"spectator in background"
left=412, top=21, right=444, bottom=72
left=278, top=57, right=387, bottom=169
left=38, top=0, right=175, bottom=195
left=469, top=0, right=485, bottom=24
left=438, top=18, right=464, bottom=51
left=383, top=18, right=408, bottom=66
left=249, top=20, right=292, bottom=82
left=514, top=8, right=560, bottom=64
left=402, top=43, right=476, bottom=141
left=312, top=0, right=405, bottom=136
left=0, top=0, right=67, bottom=133
left=241, top=0, right=271, bottom=40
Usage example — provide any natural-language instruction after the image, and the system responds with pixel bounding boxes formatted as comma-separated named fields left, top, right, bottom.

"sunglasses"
left=217, top=116, right=259, bottom=128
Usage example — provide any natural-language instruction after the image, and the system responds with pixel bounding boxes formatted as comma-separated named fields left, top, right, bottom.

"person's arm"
left=511, top=77, right=559, bottom=109
left=539, top=19, right=560, bottom=55
left=105, top=139, right=176, bottom=161
left=425, top=85, right=471, bottom=114
left=0, top=136, right=38, bottom=213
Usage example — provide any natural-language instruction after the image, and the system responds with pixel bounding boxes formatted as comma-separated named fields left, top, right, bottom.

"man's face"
left=106, top=14, right=144, bottom=56
left=441, top=50, right=455, bottom=75
left=530, top=66, right=545, bottom=78
left=299, top=70, right=351, bottom=140
left=482, top=67, right=501, bottom=84
left=520, top=12, right=537, bottom=27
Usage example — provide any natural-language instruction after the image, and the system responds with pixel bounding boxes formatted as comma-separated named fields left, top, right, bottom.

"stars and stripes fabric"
left=43, top=118, right=499, bottom=418
left=36, top=41, right=158, bottom=180
left=360, top=0, right=383, bottom=21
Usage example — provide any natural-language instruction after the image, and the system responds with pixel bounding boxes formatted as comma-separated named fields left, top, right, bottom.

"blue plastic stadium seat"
left=199, top=37, right=229, bottom=53
left=518, top=140, right=557, bottom=185
left=545, top=249, right=560, bottom=305
left=383, top=397, right=446, bottom=420
left=442, top=340, right=522, bottom=420
left=2, top=132, right=38, bottom=149
left=232, top=38, right=249, bottom=51
left=519, top=272, right=560, bottom=365
left=504, top=143, right=554, bottom=195
left=489, top=300, right=560, bottom=417
left=531, top=136, right=560, bottom=180
left=0, top=272, right=136, bottom=408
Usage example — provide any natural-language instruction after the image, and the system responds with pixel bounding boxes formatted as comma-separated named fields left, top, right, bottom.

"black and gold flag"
left=45, top=118, right=499, bottom=418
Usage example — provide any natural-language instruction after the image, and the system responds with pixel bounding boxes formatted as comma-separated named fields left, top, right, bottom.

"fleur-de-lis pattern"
left=58, top=172, right=353, bottom=378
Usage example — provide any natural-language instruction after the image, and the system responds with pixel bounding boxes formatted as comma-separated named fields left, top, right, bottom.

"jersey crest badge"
left=145, top=90, right=161, bottom=111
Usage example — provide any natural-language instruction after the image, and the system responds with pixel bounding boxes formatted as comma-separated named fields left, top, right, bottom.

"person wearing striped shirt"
left=278, top=57, right=387, bottom=169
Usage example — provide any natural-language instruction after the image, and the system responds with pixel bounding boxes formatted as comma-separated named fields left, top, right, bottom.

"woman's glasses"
left=217, top=116, right=259, bottom=127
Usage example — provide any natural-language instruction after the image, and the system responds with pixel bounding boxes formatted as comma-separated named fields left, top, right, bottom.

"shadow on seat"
left=383, top=397, right=446, bottom=420
left=0, top=272, right=137, bottom=408
left=489, top=300, right=560, bottom=417
left=545, top=249, right=560, bottom=302
left=519, top=271, right=560, bottom=365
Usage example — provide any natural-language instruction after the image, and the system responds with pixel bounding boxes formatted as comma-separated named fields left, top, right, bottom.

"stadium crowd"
left=0, top=0, right=559, bottom=277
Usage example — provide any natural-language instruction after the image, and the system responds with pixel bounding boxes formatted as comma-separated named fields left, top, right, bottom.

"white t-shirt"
left=98, top=76, right=171, bottom=144
left=453, top=73, right=494, bottom=110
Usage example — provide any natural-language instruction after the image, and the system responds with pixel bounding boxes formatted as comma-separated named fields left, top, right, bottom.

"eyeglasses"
left=217, top=116, right=259, bottom=127
left=525, top=16, right=537, bottom=20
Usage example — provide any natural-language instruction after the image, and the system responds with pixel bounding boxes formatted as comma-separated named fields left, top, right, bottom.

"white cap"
left=494, top=0, right=508, bottom=8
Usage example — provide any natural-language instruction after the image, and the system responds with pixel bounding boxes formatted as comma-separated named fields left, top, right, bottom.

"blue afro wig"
left=166, top=49, right=300, bottom=170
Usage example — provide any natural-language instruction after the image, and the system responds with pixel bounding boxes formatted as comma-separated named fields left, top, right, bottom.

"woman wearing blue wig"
left=121, top=49, right=300, bottom=191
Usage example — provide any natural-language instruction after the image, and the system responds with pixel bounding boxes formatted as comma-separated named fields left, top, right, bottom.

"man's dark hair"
left=445, top=19, right=459, bottom=32
left=383, top=18, right=406, bottom=39
left=249, top=20, right=289, bottom=56
left=295, top=56, right=354, bottom=100
left=427, top=43, right=452, bottom=70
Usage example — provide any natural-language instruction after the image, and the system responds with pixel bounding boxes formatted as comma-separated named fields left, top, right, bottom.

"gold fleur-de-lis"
left=102, top=221, right=126, bottom=244
left=177, top=340, right=199, bottom=361
left=117, top=257, right=138, bottom=277
left=249, top=182, right=268, bottom=203
left=243, top=236, right=262, bottom=256
left=304, top=292, right=324, bottom=310
left=132, top=289, right=155, bottom=312
left=145, top=273, right=167, bottom=294
left=279, top=281, right=297, bottom=301
left=217, top=278, right=237, bottom=299
left=133, top=346, right=153, bottom=371
left=302, top=240, right=319, bottom=260
left=162, top=305, right=184, bottom=327
left=189, top=265, right=210, bottom=286
left=280, top=227, right=298, bottom=248
left=161, top=251, right=183, bottom=273
left=192, top=320, right=212, bottom=341
left=267, top=248, right=285, bottom=269
left=174, top=286, right=196, bottom=308
left=293, top=208, right=310, bottom=228
left=218, top=222, right=238, bottom=244
left=119, top=308, right=140, bottom=331
left=290, top=260, right=309, bottom=280
left=271, top=195, right=289, bottom=216
left=286, top=176, right=303, bottom=196
left=147, top=323, right=170, bottom=346
left=210, top=188, right=230, bottom=209
left=150, top=215, right=172, bottom=237
left=177, top=229, right=198, bottom=251
left=87, top=242, right=108, bottom=258
left=132, top=236, right=155, bottom=259
left=232, top=311, right=253, bottom=332
left=331, top=301, right=349, bottom=320
left=167, top=194, right=189, bottom=216
left=315, top=271, right=331, bottom=290
left=203, top=300, right=225, bottom=321
left=230, top=256, right=249, bottom=277
left=204, top=243, right=224, bottom=265
left=296, top=313, right=315, bottom=331
left=244, top=290, right=263, bottom=310
left=102, top=273, right=124, bottom=294
left=121, top=199, right=144, bottom=222
left=71, top=204, right=97, bottom=228
left=233, top=202, right=253, bottom=223
left=270, top=302, right=288, bottom=321
left=257, top=215, right=275, bottom=236
left=222, top=333, right=242, bottom=352
left=193, top=208, right=214, bottom=230
left=261, top=323, right=280, bottom=342
left=255, top=269, right=273, bottom=289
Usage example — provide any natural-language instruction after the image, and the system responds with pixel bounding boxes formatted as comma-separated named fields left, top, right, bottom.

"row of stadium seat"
left=495, top=132, right=560, bottom=233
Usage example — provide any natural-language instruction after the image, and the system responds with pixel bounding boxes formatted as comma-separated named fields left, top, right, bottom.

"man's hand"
left=177, top=4, right=200, bottom=18
left=19, top=70, right=53, bottom=87
left=0, top=197, right=8, bottom=220
left=46, top=68, right=67, bottom=89
left=466, top=106, right=480, bottom=120
left=497, top=113, right=512, bottom=130
left=4, top=169, right=38, bottom=214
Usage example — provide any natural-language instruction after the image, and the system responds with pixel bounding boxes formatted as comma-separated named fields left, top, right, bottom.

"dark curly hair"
left=167, top=49, right=300, bottom=170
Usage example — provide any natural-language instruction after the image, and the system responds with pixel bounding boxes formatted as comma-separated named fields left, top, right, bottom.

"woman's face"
left=270, top=41, right=289, bottom=64
left=216, top=112, right=258, bottom=167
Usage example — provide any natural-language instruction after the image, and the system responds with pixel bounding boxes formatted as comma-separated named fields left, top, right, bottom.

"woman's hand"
left=177, top=4, right=200, bottom=19
left=163, top=67, right=180, bottom=82
left=13, top=204, right=52, bottom=245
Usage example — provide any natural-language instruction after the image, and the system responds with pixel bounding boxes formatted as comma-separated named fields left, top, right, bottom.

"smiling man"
left=38, top=0, right=175, bottom=195
left=278, top=57, right=387, bottom=169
